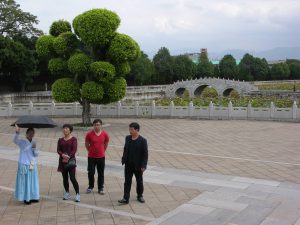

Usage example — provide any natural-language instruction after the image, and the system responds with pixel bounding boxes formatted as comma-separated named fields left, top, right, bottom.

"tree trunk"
left=82, top=99, right=91, bottom=125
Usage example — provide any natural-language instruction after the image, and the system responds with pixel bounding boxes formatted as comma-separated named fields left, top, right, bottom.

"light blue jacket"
left=13, top=133, right=39, bottom=165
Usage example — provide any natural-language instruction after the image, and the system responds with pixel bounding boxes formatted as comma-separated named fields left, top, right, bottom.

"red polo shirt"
left=85, top=130, right=109, bottom=158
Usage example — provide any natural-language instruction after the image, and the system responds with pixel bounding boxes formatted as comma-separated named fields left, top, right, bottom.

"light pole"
left=294, top=80, right=296, bottom=92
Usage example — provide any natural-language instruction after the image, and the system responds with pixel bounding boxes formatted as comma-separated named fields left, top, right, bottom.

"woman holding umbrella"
left=13, top=125, right=40, bottom=205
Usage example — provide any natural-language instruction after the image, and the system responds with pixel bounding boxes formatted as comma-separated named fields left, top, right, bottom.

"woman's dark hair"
left=26, top=128, right=35, bottom=134
left=93, top=119, right=102, bottom=125
left=129, top=122, right=140, bottom=131
left=63, top=124, right=73, bottom=132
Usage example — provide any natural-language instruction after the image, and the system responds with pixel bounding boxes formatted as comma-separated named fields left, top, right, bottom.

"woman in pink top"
left=57, top=124, right=80, bottom=202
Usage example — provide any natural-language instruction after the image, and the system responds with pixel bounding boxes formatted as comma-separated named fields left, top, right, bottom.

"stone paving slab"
left=0, top=118, right=299, bottom=183
left=0, top=117, right=300, bottom=225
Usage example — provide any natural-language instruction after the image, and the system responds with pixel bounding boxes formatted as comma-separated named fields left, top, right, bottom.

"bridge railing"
left=0, top=101, right=298, bottom=122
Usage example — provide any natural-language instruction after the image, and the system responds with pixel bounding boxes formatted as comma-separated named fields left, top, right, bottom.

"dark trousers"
left=123, top=164, right=144, bottom=200
left=87, top=157, right=105, bottom=190
left=62, top=169, right=79, bottom=194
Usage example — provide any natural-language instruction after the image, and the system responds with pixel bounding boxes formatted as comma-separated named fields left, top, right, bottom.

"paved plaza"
left=0, top=117, right=299, bottom=225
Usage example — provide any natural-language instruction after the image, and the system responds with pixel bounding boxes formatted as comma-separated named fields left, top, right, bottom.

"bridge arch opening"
left=194, top=85, right=208, bottom=97
left=175, top=87, right=187, bottom=97
left=194, top=85, right=218, bottom=97
left=223, top=88, right=240, bottom=98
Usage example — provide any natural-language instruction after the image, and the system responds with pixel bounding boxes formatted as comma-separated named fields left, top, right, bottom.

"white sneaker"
left=63, top=191, right=70, bottom=200
left=75, top=193, right=80, bottom=202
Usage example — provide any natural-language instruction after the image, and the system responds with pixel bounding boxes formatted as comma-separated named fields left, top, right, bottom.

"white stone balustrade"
left=0, top=101, right=299, bottom=122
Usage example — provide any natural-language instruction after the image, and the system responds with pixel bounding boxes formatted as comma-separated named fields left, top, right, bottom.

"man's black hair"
left=129, top=122, right=140, bottom=131
left=63, top=124, right=73, bottom=132
left=93, top=119, right=102, bottom=125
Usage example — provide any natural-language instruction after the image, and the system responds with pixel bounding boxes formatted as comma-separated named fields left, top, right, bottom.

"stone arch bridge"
left=165, top=77, right=257, bottom=98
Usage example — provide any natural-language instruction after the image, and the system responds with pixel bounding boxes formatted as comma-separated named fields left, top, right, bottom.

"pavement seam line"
left=0, top=185, right=154, bottom=222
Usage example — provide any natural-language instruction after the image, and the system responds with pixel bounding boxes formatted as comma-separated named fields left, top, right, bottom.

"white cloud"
left=16, top=0, right=300, bottom=55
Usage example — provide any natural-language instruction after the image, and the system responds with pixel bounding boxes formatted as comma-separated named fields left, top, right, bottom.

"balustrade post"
left=189, top=101, right=194, bottom=117
left=170, top=101, right=174, bottom=117
left=209, top=101, right=214, bottom=119
left=151, top=100, right=156, bottom=118
left=292, top=101, right=297, bottom=120
left=228, top=101, right=233, bottom=119
left=8, top=101, right=13, bottom=117
left=117, top=101, right=121, bottom=118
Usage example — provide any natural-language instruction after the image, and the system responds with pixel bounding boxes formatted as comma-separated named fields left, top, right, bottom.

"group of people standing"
left=13, top=119, right=148, bottom=205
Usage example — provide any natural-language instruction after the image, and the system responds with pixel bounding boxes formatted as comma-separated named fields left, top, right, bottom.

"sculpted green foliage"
left=35, top=35, right=55, bottom=58
left=53, top=36, right=67, bottom=55
left=105, top=77, right=127, bottom=102
left=49, top=20, right=72, bottom=37
left=53, top=32, right=78, bottom=56
left=48, top=58, right=68, bottom=75
left=116, top=62, right=131, bottom=76
left=90, top=61, right=115, bottom=82
left=52, top=78, right=80, bottom=102
left=68, top=53, right=92, bottom=74
left=36, top=9, right=140, bottom=124
left=107, top=33, right=140, bottom=63
left=81, top=81, right=104, bottom=104
left=72, top=9, right=120, bottom=46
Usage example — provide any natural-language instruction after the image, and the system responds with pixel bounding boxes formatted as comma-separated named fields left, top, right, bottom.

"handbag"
left=64, top=158, right=76, bottom=169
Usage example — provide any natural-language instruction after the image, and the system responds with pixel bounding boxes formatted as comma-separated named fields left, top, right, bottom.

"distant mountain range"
left=209, top=47, right=300, bottom=60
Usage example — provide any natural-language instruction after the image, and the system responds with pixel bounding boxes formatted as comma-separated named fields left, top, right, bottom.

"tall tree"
left=213, top=65, right=220, bottom=77
left=0, top=35, right=38, bottom=91
left=252, top=58, right=269, bottom=81
left=196, top=50, right=214, bottom=78
left=286, top=59, right=300, bottom=79
left=270, top=63, right=290, bottom=80
left=36, top=9, right=140, bottom=124
left=152, top=47, right=173, bottom=84
left=126, top=52, right=155, bottom=85
left=238, top=53, right=255, bottom=81
left=172, top=55, right=196, bottom=81
left=0, top=0, right=42, bottom=37
left=219, top=54, right=238, bottom=79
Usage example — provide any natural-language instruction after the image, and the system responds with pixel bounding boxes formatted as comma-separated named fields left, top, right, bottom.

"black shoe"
left=24, top=200, right=31, bottom=205
left=118, top=198, right=129, bottom=204
left=137, top=196, right=145, bottom=203
left=30, top=199, right=39, bottom=203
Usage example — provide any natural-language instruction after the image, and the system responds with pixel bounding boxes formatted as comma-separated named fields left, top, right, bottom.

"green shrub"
left=105, top=77, right=127, bottom=102
left=81, top=81, right=104, bottom=104
left=53, top=32, right=78, bottom=56
left=202, top=87, right=218, bottom=98
left=49, top=20, right=72, bottom=37
left=68, top=53, right=92, bottom=74
left=73, top=9, right=120, bottom=46
left=107, top=33, right=140, bottom=63
left=52, top=78, right=80, bottom=102
left=35, top=35, right=55, bottom=58
left=48, top=58, right=68, bottom=75
left=90, top=61, right=115, bottom=82
left=115, top=62, right=131, bottom=76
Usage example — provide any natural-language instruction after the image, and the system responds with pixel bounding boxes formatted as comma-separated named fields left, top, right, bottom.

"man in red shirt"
left=85, top=119, right=109, bottom=194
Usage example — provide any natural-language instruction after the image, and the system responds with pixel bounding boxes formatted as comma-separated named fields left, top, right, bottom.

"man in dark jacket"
left=118, top=122, right=148, bottom=204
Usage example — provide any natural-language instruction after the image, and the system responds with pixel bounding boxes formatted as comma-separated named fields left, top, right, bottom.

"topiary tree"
left=36, top=9, right=140, bottom=124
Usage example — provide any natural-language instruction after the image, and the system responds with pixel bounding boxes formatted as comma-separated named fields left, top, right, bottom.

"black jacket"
left=122, top=135, right=148, bottom=169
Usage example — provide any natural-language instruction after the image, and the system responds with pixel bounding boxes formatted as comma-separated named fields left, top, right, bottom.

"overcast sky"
left=17, top=0, right=300, bottom=57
